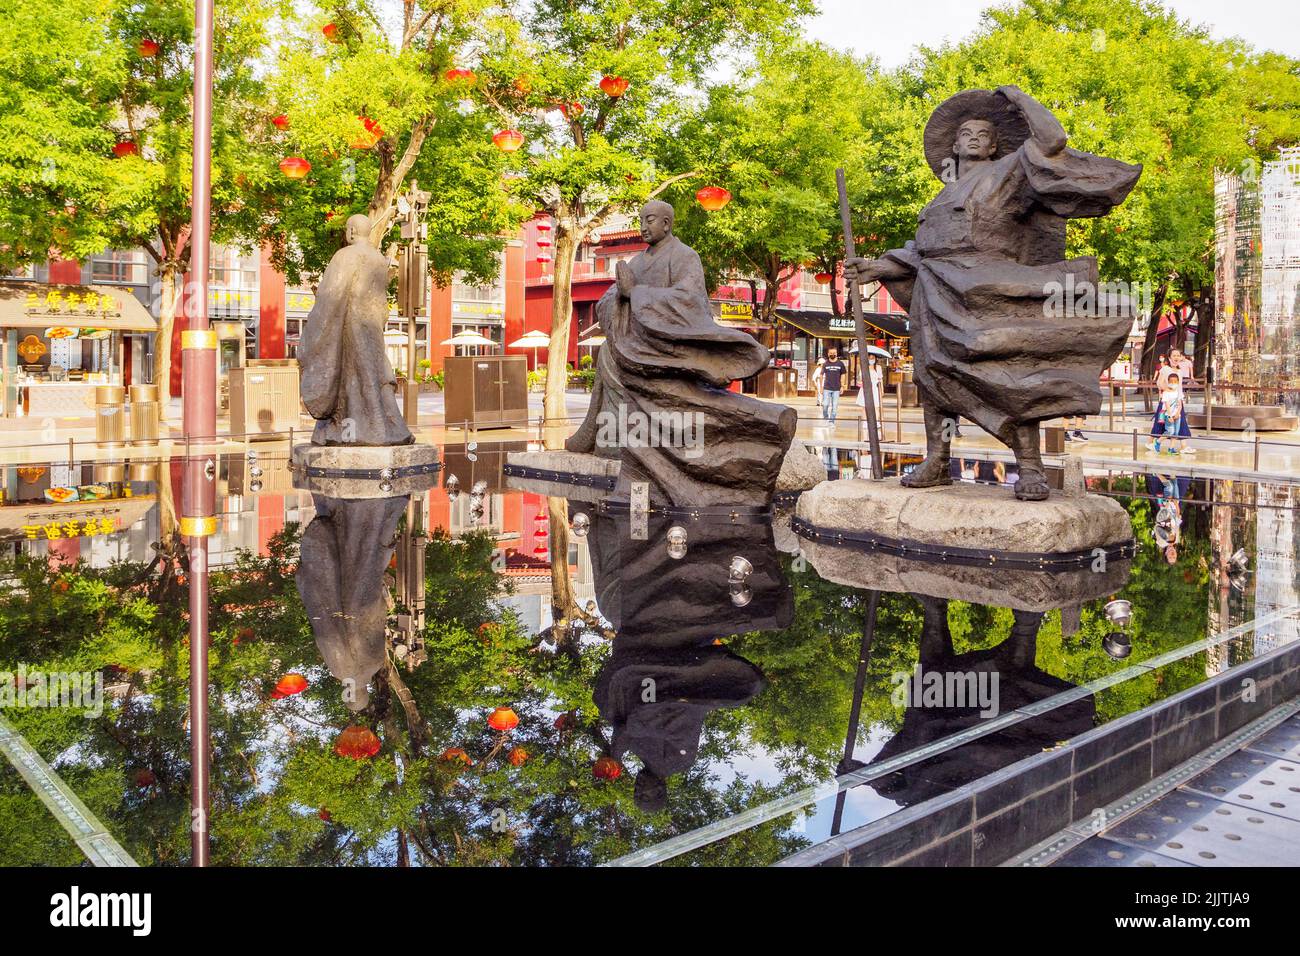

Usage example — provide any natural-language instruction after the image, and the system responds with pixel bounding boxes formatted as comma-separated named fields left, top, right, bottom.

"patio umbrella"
left=576, top=333, right=606, bottom=347
left=441, top=330, right=498, bottom=354
left=509, top=329, right=551, bottom=368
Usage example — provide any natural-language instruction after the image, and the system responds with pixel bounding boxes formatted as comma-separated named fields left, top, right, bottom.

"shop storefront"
left=774, top=309, right=911, bottom=395
left=0, top=283, right=158, bottom=420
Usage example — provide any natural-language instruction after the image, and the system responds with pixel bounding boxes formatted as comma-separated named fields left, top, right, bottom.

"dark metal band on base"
left=502, top=463, right=619, bottom=490
left=791, top=514, right=1137, bottom=570
left=295, top=461, right=442, bottom=480
left=597, top=497, right=775, bottom=524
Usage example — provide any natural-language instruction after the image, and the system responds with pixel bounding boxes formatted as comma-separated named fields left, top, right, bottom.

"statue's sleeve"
left=298, top=258, right=346, bottom=420
left=1017, top=138, right=1142, bottom=218
left=617, top=244, right=768, bottom=385
left=880, top=241, right=922, bottom=312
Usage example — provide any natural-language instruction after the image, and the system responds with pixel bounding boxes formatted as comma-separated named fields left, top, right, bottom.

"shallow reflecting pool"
left=0, top=446, right=1296, bottom=865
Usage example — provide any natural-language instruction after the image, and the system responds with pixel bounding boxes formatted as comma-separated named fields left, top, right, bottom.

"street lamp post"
left=184, top=0, right=217, bottom=867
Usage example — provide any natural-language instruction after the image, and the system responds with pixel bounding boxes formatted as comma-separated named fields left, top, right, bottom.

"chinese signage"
left=22, top=289, right=123, bottom=319
left=20, top=517, right=117, bottom=540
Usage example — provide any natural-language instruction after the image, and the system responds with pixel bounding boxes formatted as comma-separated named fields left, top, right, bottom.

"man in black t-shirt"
left=816, top=348, right=848, bottom=423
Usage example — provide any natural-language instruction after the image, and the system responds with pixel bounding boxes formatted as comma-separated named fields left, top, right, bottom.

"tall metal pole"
left=837, top=168, right=883, bottom=479
left=185, top=0, right=217, bottom=867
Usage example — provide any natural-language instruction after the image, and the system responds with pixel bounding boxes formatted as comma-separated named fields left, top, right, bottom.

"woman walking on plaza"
left=1148, top=369, right=1193, bottom=455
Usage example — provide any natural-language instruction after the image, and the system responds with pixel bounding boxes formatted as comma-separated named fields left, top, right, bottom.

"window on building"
left=89, top=249, right=149, bottom=285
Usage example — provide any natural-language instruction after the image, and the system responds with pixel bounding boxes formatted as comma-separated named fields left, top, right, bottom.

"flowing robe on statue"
left=299, top=242, right=413, bottom=446
left=879, top=139, right=1141, bottom=444
left=568, top=234, right=796, bottom=506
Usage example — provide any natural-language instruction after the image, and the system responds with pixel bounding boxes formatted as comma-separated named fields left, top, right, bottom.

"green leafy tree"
left=474, top=0, right=813, bottom=442
left=0, top=0, right=284, bottom=402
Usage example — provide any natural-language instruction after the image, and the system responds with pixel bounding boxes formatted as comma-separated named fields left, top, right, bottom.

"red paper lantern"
left=533, top=527, right=548, bottom=538
left=279, top=156, right=311, bottom=179
left=137, top=39, right=159, bottom=58
left=559, top=101, right=584, bottom=119
left=271, top=114, right=289, bottom=130
left=507, top=746, right=529, bottom=767
left=350, top=116, right=383, bottom=149
left=695, top=186, right=731, bottom=211
left=492, top=128, right=524, bottom=152
left=536, top=237, right=551, bottom=248
left=814, top=271, right=833, bottom=285
left=536, top=253, right=552, bottom=264
left=599, top=75, right=629, bottom=97
left=274, top=673, right=309, bottom=697
left=553, top=710, right=577, bottom=731
left=112, top=141, right=138, bottom=158
left=536, top=221, right=551, bottom=232
left=592, top=756, right=623, bottom=780
left=444, top=67, right=477, bottom=85
left=487, top=705, right=519, bottom=732
left=322, top=23, right=341, bottom=43
left=334, top=725, right=381, bottom=760
left=440, top=747, right=472, bottom=765
left=133, top=768, right=157, bottom=788
left=319, top=808, right=332, bottom=822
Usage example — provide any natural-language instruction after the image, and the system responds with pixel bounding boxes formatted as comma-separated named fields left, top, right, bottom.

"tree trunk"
left=1137, top=282, right=1168, bottom=412
left=543, top=221, right=581, bottom=449
left=152, top=261, right=181, bottom=419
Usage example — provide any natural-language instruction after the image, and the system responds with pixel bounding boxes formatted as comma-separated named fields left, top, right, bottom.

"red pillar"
left=429, top=282, right=453, bottom=374
left=257, top=246, right=285, bottom=359
left=503, top=240, right=525, bottom=365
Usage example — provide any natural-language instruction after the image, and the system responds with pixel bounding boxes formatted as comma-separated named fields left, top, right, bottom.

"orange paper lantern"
left=814, top=271, right=833, bottom=285
left=514, top=75, right=533, bottom=94
left=112, top=141, right=138, bottom=158
left=350, top=116, right=383, bottom=149
left=334, top=725, right=381, bottom=760
left=507, top=746, right=529, bottom=767
left=695, top=186, right=731, bottom=211
left=271, top=114, right=289, bottom=130
left=592, top=756, right=623, bottom=780
left=274, top=673, right=309, bottom=697
left=137, top=39, right=159, bottom=58
left=599, top=75, right=629, bottom=97
left=559, top=101, right=584, bottom=120
left=444, top=67, right=477, bottom=85
left=487, top=705, right=519, bottom=732
left=322, top=23, right=341, bottom=43
left=440, top=747, right=472, bottom=765
left=493, top=128, right=524, bottom=152
left=279, top=156, right=311, bottom=179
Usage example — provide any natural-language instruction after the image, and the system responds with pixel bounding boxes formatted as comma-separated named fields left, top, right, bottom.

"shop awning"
left=777, top=309, right=909, bottom=339
left=0, top=282, right=158, bottom=332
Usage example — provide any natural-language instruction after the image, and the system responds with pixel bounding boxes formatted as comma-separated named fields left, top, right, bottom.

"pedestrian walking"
left=815, top=348, right=847, bottom=424
left=1147, top=369, right=1193, bottom=455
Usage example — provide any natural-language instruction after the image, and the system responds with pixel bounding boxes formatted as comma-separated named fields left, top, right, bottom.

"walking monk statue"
left=566, top=200, right=796, bottom=507
left=844, top=86, right=1141, bottom=500
left=298, top=214, right=414, bottom=446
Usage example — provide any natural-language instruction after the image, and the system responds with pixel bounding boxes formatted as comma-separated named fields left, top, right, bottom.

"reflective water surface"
left=1, top=446, right=1296, bottom=865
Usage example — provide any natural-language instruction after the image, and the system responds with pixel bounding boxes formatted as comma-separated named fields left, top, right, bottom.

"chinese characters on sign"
left=21, top=517, right=117, bottom=540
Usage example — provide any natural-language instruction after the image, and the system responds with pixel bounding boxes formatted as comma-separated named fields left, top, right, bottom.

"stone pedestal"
left=292, top=443, right=440, bottom=498
left=792, top=477, right=1135, bottom=610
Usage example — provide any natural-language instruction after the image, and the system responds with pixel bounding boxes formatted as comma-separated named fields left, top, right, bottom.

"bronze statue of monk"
left=299, top=214, right=413, bottom=446
left=566, top=200, right=796, bottom=506
left=845, top=86, right=1141, bottom=500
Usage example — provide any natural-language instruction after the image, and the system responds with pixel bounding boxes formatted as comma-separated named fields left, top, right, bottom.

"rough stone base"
left=796, top=477, right=1132, bottom=554
left=292, top=442, right=440, bottom=498
left=776, top=443, right=829, bottom=493
left=793, top=477, right=1134, bottom=609
left=799, top=539, right=1131, bottom=610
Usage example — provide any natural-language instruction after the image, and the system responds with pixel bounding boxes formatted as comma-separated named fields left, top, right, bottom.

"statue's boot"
left=1010, top=423, right=1050, bottom=501
left=900, top=403, right=953, bottom=489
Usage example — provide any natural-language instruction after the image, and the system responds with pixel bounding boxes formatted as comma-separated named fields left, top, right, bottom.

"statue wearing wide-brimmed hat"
left=844, top=86, right=1141, bottom=500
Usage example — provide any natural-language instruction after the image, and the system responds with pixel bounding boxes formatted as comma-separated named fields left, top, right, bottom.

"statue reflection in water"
left=584, top=506, right=792, bottom=811
left=296, top=494, right=428, bottom=712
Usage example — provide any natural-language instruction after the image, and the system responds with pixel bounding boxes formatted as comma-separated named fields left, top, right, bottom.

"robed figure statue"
left=299, top=214, right=414, bottom=446
left=844, top=86, right=1141, bottom=500
left=566, top=201, right=796, bottom=507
